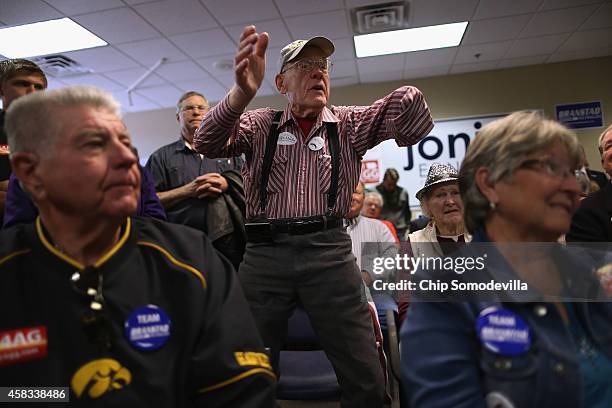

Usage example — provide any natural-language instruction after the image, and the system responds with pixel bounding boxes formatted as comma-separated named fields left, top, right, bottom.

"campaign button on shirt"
left=278, top=132, right=297, bottom=145
left=308, top=136, right=324, bottom=151
left=476, top=306, right=532, bottom=356
left=125, top=305, right=171, bottom=351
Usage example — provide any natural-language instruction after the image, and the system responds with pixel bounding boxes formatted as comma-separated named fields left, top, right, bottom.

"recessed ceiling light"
left=354, top=21, right=468, bottom=58
left=0, top=18, right=107, bottom=59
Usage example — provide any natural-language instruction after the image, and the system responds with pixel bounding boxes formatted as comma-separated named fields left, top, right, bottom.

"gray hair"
left=599, top=123, right=612, bottom=155
left=5, top=85, right=120, bottom=156
left=176, top=91, right=208, bottom=113
left=364, top=190, right=384, bottom=206
left=459, top=110, right=580, bottom=234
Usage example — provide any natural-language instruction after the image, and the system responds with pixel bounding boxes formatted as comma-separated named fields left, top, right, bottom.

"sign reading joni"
left=362, top=113, right=507, bottom=203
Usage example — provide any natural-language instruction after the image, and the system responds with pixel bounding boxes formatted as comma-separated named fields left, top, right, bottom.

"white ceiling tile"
left=276, top=0, right=343, bottom=17
left=227, top=19, right=292, bottom=48
left=403, top=65, right=450, bottom=80
left=122, top=0, right=161, bottom=4
left=62, top=46, right=140, bottom=72
left=474, top=0, right=541, bottom=20
left=0, top=0, right=62, bottom=25
left=541, top=0, right=605, bottom=10
left=409, top=0, right=479, bottom=27
left=519, top=5, right=598, bottom=38
left=134, top=0, right=217, bottom=36
left=285, top=10, right=351, bottom=40
left=60, top=73, right=124, bottom=90
left=331, top=59, right=357, bottom=79
left=497, top=55, right=549, bottom=68
left=357, top=54, right=405, bottom=75
left=155, top=60, right=210, bottom=82
left=330, top=38, right=357, bottom=60
left=103, top=68, right=166, bottom=88
left=203, top=0, right=279, bottom=25
left=112, top=90, right=161, bottom=113
left=214, top=74, right=235, bottom=88
left=450, top=60, right=499, bottom=74
left=175, top=79, right=229, bottom=102
left=462, top=15, right=532, bottom=45
left=72, top=8, right=159, bottom=44
left=548, top=45, right=612, bottom=62
left=505, top=33, right=570, bottom=58
left=44, top=0, right=124, bottom=16
left=558, top=27, right=612, bottom=52
left=195, top=54, right=235, bottom=76
left=135, top=84, right=184, bottom=107
left=170, top=29, right=235, bottom=58
left=359, top=70, right=404, bottom=83
left=264, top=46, right=284, bottom=72
left=45, top=77, right=67, bottom=90
left=116, top=38, right=188, bottom=65
left=454, top=41, right=513, bottom=64
left=404, top=47, right=457, bottom=70
left=580, top=2, right=612, bottom=30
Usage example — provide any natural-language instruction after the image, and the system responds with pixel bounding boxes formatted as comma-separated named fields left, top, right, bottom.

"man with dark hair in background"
left=376, top=168, right=412, bottom=239
left=145, top=91, right=245, bottom=268
left=0, top=60, right=166, bottom=228
left=0, top=59, right=47, bottom=225
left=567, top=124, right=612, bottom=242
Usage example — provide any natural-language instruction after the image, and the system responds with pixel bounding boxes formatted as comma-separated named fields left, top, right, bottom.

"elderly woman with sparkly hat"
left=406, top=162, right=470, bottom=258
left=400, top=111, right=612, bottom=408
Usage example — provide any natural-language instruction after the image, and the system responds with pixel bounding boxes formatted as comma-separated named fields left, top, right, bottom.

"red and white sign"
left=360, top=160, right=380, bottom=184
left=0, top=326, right=48, bottom=365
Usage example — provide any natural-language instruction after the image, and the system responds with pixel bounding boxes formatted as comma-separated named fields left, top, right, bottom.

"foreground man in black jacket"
left=0, top=85, right=275, bottom=407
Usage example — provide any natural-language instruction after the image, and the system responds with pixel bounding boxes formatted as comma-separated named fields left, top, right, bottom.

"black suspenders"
left=259, top=111, right=340, bottom=217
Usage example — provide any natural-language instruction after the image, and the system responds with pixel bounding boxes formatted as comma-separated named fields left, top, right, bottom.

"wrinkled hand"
left=230, top=25, right=269, bottom=111
left=193, top=173, right=228, bottom=199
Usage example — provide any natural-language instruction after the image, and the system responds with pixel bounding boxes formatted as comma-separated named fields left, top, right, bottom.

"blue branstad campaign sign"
left=556, top=101, right=603, bottom=129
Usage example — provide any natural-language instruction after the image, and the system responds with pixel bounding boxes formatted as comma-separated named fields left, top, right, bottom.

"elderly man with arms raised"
left=194, top=25, right=433, bottom=407
left=0, top=86, right=275, bottom=407
left=401, top=111, right=612, bottom=408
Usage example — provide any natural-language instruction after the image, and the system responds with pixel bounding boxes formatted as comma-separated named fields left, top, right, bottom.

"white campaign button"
left=308, top=136, right=324, bottom=151
left=278, top=132, right=297, bottom=145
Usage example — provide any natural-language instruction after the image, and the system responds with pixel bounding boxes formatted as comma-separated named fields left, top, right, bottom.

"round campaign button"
left=308, top=136, right=324, bottom=151
left=476, top=306, right=531, bottom=356
left=278, top=132, right=297, bottom=145
left=124, top=305, right=171, bottom=351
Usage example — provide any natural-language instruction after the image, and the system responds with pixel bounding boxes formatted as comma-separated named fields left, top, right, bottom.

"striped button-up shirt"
left=194, top=86, right=433, bottom=220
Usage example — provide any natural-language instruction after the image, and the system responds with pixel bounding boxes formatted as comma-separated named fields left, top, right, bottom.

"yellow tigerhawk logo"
left=71, top=358, right=132, bottom=399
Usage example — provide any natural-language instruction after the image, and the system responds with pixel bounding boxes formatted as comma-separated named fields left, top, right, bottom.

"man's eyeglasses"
left=518, top=157, right=578, bottom=181
left=181, top=105, right=208, bottom=113
left=70, top=267, right=114, bottom=352
left=281, top=58, right=333, bottom=74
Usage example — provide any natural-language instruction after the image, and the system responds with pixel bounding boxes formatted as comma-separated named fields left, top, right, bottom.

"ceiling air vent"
left=30, top=55, right=92, bottom=78
left=351, top=1, right=410, bottom=35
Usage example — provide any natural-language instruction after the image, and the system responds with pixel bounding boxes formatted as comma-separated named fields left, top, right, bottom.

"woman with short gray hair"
left=401, top=111, right=612, bottom=408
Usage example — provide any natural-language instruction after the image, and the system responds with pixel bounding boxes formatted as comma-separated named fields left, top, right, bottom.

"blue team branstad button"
left=124, top=305, right=171, bottom=351
left=476, top=306, right=532, bottom=356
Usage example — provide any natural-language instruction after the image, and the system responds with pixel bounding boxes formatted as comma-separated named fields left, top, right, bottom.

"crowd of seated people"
left=0, top=22, right=610, bottom=408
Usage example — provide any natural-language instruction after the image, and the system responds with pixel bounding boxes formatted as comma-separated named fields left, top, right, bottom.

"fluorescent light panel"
left=0, top=18, right=107, bottom=58
left=354, top=22, right=468, bottom=58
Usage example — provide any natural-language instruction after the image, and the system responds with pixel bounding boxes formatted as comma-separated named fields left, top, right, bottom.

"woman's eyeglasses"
left=518, top=157, right=577, bottom=181
left=70, top=267, right=113, bottom=352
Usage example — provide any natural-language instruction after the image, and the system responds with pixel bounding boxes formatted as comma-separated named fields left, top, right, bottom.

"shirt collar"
left=279, top=105, right=340, bottom=133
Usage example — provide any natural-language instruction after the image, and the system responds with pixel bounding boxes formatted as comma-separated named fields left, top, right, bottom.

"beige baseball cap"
left=278, top=37, right=335, bottom=73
